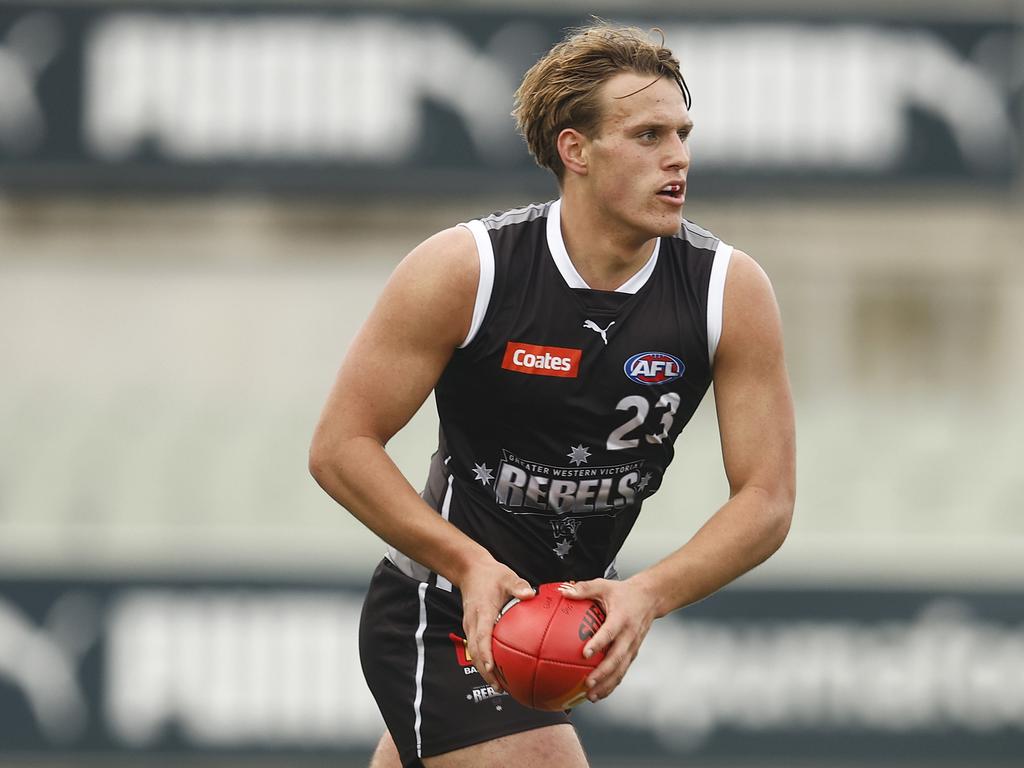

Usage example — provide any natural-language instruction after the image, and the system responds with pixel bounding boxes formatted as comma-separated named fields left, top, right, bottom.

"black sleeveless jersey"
left=387, top=199, right=733, bottom=589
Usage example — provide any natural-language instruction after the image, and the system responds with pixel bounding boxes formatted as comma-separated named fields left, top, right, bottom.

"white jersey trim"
left=457, top=220, right=495, bottom=348
left=434, top=475, right=455, bottom=592
left=385, top=547, right=429, bottom=582
left=617, top=241, right=660, bottom=293
left=707, top=239, right=734, bottom=366
left=546, top=199, right=660, bottom=294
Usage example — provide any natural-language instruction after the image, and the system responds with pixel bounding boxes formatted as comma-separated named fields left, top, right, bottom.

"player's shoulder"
left=387, top=225, right=479, bottom=319
left=726, top=247, right=766, bottom=278
left=402, top=224, right=477, bottom=275
left=723, top=246, right=775, bottom=303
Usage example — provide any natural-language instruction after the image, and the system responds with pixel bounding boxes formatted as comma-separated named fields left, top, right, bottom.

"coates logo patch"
left=502, top=342, right=581, bottom=378
left=624, top=352, right=685, bottom=385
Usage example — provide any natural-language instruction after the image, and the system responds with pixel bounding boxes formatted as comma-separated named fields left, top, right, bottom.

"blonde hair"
left=513, top=22, right=689, bottom=180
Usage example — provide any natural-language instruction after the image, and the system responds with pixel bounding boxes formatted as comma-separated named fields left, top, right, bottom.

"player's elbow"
left=307, top=438, right=331, bottom=487
left=742, top=477, right=794, bottom=560
left=765, top=481, right=795, bottom=554
left=308, top=425, right=376, bottom=508
left=308, top=426, right=345, bottom=493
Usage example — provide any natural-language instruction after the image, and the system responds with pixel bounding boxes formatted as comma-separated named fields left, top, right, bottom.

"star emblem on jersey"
left=551, top=517, right=583, bottom=559
left=553, top=539, right=573, bottom=558
left=637, top=472, right=653, bottom=493
left=583, top=319, right=615, bottom=345
left=566, top=444, right=591, bottom=466
left=472, top=463, right=495, bottom=485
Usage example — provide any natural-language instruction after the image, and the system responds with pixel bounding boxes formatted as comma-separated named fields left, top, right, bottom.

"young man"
left=310, top=23, right=795, bottom=768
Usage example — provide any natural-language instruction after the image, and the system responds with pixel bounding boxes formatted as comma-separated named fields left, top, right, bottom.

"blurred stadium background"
left=1, top=0, right=1022, bottom=766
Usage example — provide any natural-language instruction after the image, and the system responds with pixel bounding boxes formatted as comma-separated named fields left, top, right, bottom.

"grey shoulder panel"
left=676, top=219, right=720, bottom=252
left=480, top=201, right=552, bottom=230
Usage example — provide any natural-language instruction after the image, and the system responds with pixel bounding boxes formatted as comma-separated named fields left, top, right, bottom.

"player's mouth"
left=656, top=182, right=685, bottom=206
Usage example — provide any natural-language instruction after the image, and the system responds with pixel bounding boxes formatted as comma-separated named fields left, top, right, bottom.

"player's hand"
left=558, top=577, right=659, bottom=702
left=458, top=560, right=535, bottom=693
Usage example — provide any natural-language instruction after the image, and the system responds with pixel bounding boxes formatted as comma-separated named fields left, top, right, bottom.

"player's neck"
left=558, top=193, right=657, bottom=292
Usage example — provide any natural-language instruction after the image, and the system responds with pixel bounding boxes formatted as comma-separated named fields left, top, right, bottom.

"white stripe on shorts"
left=413, top=581, right=428, bottom=758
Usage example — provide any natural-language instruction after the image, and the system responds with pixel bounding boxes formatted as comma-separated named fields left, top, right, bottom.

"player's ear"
left=557, top=128, right=589, bottom=177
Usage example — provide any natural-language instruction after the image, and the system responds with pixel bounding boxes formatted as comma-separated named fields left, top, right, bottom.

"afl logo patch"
left=624, top=352, right=685, bottom=385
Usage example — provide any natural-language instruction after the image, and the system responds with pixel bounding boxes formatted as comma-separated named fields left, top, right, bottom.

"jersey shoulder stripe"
left=479, top=201, right=552, bottom=231
left=674, top=219, right=720, bottom=253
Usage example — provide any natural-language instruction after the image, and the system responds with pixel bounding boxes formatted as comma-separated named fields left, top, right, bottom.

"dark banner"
left=0, top=3, right=1020, bottom=196
left=1, top=574, right=1022, bottom=763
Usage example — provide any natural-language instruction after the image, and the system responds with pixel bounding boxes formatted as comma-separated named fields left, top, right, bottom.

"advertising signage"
left=0, top=3, right=1020, bottom=195
left=1, top=574, right=1022, bottom=764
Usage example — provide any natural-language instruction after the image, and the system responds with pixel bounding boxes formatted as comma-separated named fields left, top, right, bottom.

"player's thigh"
left=422, top=723, right=587, bottom=768
left=368, top=731, right=402, bottom=768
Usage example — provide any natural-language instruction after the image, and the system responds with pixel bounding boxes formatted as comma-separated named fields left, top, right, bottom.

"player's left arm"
left=563, top=248, right=796, bottom=701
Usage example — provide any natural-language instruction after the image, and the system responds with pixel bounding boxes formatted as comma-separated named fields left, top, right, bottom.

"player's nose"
left=665, top=133, right=690, bottom=171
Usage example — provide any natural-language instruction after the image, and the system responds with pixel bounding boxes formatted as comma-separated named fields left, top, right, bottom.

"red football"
left=490, top=583, right=606, bottom=711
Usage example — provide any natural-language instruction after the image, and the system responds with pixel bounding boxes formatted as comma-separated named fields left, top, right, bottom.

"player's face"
left=586, top=72, right=692, bottom=240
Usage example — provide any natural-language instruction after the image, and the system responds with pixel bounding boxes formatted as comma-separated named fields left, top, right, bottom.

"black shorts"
left=359, top=558, right=571, bottom=767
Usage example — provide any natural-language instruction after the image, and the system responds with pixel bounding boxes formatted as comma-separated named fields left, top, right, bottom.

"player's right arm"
left=308, top=225, right=533, bottom=688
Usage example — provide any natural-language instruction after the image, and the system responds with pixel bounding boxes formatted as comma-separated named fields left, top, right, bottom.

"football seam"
left=494, top=637, right=597, bottom=669
left=490, top=630, right=541, bottom=657
left=492, top=637, right=536, bottom=656
left=537, top=593, right=561, bottom=662
left=491, top=638, right=537, bottom=702
left=493, top=637, right=542, bottom=669
left=535, top=658, right=597, bottom=669
left=533, top=594, right=574, bottom=707
left=531, top=604, right=561, bottom=708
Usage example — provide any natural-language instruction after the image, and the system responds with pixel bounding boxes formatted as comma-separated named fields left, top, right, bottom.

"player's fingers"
left=558, top=580, right=625, bottom=660
left=581, top=615, right=619, bottom=659
left=486, top=584, right=530, bottom=688
left=590, top=665, right=628, bottom=700
left=557, top=578, right=607, bottom=602
left=470, top=637, right=502, bottom=693
left=463, top=617, right=480, bottom=675
left=478, top=624, right=502, bottom=690
left=463, top=609, right=497, bottom=689
left=586, top=637, right=637, bottom=699
left=586, top=624, right=630, bottom=673
left=586, top=657, right=623, bottom=700
left=473, top=615, right=503, bottom=689
left=509, top=583, right=535, bottom=603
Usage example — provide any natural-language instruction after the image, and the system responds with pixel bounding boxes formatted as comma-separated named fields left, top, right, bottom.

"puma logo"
left=0, top=12, right=63, bottom=155
left=0, top=592, right=99, bottom=743
left=583, top=319, right=614, bottom=345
